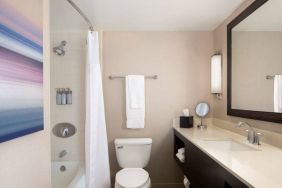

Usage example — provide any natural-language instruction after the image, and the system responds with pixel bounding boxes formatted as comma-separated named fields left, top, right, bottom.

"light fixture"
left=211, top=53, right=222, bottom=97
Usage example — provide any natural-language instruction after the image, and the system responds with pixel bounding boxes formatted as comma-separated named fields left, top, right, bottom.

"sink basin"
left=201, top=138, right=259, bottom=151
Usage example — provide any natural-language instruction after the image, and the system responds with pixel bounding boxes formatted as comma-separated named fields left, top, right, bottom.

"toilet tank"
left=115, top=138, right=152, bottom=168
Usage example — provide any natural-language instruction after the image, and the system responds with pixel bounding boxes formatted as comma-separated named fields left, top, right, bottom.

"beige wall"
left=102, top=31, right=213, bottom=187
left=212, top=0, right=282, bottom=147
left=232, top=31, right=282, bottom=112
left=0, top=0, right=51, bottom=187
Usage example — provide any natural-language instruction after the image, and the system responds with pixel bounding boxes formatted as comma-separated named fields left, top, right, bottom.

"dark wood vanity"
left=174, top=130, right=249, bottom=188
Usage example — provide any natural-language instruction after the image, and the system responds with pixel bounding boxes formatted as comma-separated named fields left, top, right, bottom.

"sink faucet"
left=236, top=122, right=262, bottom=145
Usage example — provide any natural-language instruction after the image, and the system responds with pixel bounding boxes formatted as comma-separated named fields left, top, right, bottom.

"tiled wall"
left=50, top=30, right=86, bottom=161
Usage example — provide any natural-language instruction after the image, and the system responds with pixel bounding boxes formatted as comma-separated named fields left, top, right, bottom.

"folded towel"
left=128, top=75, right=145, bottom=108
left=176, top=153, right=185, bottom=163
left=178, top=148, right=185, bottom=155
left=126, top=75, right=145, bottom=128
left=274, top=75, right=282, bottom=113
left=183, top=175, right=190, bottom=188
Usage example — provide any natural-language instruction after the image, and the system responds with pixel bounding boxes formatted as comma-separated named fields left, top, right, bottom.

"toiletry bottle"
left=61, top=88, right=67, bottom=105
left=56, top=88, right=62, bottom=105
left=66, top=88, right=72, bottom=105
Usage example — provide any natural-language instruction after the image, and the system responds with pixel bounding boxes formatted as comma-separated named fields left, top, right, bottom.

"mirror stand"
left=197, top=118, right=207, bottom=129
left=195, top=102, right=210, bottom=129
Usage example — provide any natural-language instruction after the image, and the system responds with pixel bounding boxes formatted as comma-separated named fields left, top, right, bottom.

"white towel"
left=126, top=75, right=145, bottom=128
left=176, top=153, right=185, bottom=163
left=274, top=75, right=282, bottom=113
left=178, top=148, right=185, bottom=155
left=183, top=176, right=190, bottom=188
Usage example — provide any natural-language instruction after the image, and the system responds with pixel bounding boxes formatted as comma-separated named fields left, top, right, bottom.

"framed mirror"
left=227, top=0, right=282, bottom=123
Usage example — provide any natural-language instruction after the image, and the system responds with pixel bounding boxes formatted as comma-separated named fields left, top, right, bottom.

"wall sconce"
left=211, top=53, right=222, bottom=98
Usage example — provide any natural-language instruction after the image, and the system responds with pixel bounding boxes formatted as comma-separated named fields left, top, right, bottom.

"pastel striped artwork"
left=0, top=0, right=43, bottom=142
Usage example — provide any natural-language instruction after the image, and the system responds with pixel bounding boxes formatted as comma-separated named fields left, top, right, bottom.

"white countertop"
left=174, top=125, right=282, bottom=188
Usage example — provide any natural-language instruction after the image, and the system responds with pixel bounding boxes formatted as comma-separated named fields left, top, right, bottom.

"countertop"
left=174, top=124, right=282, bottom=188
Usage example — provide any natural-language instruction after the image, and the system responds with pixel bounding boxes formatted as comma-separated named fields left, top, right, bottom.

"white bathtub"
left=51, top=161, right=86, bottom=188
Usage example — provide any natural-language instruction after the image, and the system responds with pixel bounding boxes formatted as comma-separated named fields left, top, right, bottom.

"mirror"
left=227, top=0, right=282, bottom=123
left=195, top=102, right=210, bottom=128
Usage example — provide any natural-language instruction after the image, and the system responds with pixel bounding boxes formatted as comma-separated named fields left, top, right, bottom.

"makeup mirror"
left=195, top=102, right=210, bottom=129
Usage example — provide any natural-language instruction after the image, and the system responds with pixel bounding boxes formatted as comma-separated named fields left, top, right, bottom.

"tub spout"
left=59, top=150, right=68, bottom=158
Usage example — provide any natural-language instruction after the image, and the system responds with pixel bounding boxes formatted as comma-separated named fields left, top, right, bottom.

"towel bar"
left=109, top=75, right=158, bottom=80
left=266, top=75, right=275, bottom=80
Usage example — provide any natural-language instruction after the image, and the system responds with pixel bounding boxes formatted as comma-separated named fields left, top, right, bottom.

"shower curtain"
left=85, top=31, right=111, bottom=188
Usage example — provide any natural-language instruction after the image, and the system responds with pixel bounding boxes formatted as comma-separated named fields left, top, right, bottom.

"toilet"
left=114, top=138, right=152, bottom=188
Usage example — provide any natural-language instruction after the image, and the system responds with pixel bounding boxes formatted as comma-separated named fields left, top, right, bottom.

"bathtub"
left=51, top=161, right=86, bottom=188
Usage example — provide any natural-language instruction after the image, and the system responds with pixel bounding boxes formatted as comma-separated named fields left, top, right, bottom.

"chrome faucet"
left=59, top=150, right=68, bottom=158
left=60, top=127, right=69, bottom=137
left=236, top=122, right=262, bottom=145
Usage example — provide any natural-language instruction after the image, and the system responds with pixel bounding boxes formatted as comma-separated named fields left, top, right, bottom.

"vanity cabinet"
left=174, top=130, right=249, bottom=188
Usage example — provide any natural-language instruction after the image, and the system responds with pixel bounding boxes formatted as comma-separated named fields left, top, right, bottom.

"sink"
left=201, top=138, right=259, bottom=151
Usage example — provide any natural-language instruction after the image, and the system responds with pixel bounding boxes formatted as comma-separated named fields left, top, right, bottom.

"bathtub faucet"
left=59, top=150, right=68, bottom=158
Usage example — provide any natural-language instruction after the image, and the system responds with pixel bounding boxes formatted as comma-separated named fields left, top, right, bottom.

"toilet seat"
left=115, top=168, right=150, bottom=188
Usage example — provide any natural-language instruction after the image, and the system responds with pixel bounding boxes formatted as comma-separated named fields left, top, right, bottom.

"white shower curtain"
left=85, top=31, right=111, bottom=188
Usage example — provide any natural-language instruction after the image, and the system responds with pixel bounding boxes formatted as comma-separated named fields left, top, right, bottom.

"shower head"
left=53, top=41, right=67, bottom=56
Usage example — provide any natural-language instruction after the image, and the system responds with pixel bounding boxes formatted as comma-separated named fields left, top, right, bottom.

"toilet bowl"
left=114, top=138, right=152, bottom=188
left=115, top=168, right=151, bottom=188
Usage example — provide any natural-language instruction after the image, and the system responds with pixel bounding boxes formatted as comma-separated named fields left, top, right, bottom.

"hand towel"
left=178, top=148, right=185, bottom=155
left=183, top=176, right=190, bottom=188
left=274, top=75, right=282, bottom=113
left=176, top=153, right=185, bottom=163
left=126, top=75, right=145, bottom=128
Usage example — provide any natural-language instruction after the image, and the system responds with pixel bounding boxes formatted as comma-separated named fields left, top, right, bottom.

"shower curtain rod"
left=66, top=0, right=94, bottom=31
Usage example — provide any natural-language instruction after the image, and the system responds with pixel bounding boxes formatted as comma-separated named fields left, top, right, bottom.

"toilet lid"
left=116, top=168, right=149, bottom=188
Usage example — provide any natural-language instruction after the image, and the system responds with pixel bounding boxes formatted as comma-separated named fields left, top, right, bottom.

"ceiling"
left=234, top=0, right=282, bottom=31
left=51, top=0, right=246, bottom=31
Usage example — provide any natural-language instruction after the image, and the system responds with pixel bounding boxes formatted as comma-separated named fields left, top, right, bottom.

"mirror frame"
left=227, top=0, right=282, bottom=124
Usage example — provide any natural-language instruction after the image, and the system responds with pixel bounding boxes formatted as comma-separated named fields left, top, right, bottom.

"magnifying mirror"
left=195, top=102, right=210, bottom=129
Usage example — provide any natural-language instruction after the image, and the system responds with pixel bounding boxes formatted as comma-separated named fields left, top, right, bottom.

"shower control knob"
left=52, top=123, right=76, bottom=138
left=60, top=127, right=69, bottom=137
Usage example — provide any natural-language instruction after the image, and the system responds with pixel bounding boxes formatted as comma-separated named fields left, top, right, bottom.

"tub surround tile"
left=51, top=30, right=86, bottom=162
